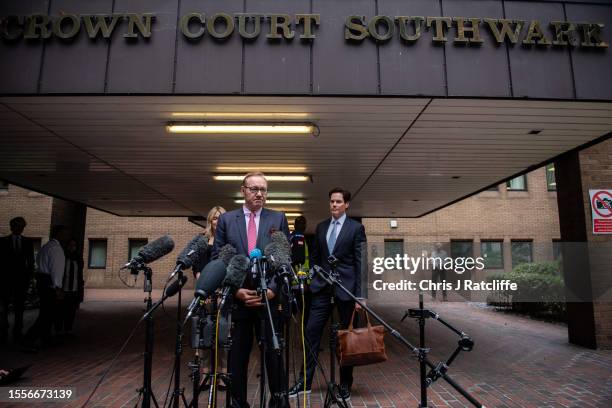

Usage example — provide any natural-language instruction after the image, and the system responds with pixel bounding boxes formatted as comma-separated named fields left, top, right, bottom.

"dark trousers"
left=302, top=293, right=355, bottom=389
left=431, top=268, right=448, bottom=299
left=229, top=305, right=286, bottom=408
left=54, top=292, right=79, bottom=332
left=24, top=274, right=57, bottom=345
left=0, top=285, right=27, bottom=339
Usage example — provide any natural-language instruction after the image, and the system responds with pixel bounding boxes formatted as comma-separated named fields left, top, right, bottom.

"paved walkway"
left=1, top=289, right=611, bottom=408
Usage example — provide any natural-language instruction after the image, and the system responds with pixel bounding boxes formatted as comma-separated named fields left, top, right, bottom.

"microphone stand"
left=313, top=266, right=484, bottom=408
left=169, top=269, right=190, bottom=408
left=135, top=265, right=159, bottom=408
left=255, top=257, right=281, bottom=408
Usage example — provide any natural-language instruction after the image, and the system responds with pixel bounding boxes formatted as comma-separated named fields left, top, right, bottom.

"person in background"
left=213, top=172, right=290, bottom=408
left=289, top=187, right=367, bottom=401
left=431, top=242, right=449, bottom=301
left=290, top=216, right=312, bottom=322
left=54, top=238, right=84, bottom=337
left=194, top=205, right=226, bottom=279
left=0, top=216, right=35, bottom=343
left=23, top=225, right=70, bottom=350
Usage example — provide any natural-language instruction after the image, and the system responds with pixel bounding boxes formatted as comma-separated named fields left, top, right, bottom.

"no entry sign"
left=589, top=189, right=612, bottom=234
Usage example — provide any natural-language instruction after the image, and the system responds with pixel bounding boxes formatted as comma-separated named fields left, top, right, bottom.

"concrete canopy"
left=1, top=95, right=611, bottom=225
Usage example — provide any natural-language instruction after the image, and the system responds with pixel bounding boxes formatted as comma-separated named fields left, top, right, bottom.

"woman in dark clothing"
left=194, top=205, right=225, bottom=279
left=54, top=238, right=84, bottom=336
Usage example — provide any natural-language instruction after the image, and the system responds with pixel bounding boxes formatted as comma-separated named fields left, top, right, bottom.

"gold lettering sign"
left=0, top=12, right=607, bottom=50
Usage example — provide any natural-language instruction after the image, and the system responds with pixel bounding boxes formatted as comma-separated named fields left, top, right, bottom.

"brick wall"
left=579, top=138, right=612, bottom=348
left=363, top=166, right=560, bottom=302
left=0, top=185, right=53, bottom=243
left=84, top=209, right=204, bottom=289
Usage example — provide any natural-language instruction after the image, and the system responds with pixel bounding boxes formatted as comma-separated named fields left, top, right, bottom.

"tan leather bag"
left=336, top=309, right=387, bottom=367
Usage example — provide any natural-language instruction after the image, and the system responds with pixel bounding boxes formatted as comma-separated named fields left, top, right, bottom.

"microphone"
left=184, top=259, right=227, bottom=322
left=249, top=248, right=263, bottom=261
left=168, top=234, right=208, bottom=281
left=219, top=254, right=250, bottom=310
left=265, top=232, right=299, bottom=289
left=165, top=275, right=188, bottom=298
left=122, top=235, right=175, bottom=271
left=217, top=244, right=237, bottom=266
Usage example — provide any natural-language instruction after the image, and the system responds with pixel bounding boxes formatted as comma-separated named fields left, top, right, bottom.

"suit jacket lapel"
left=320, top=219, right=331, bottom=257
left=236, top=210, right=248, bottom=255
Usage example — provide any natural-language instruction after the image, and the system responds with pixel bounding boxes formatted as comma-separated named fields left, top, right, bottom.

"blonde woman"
left=194, top=206, right=226, bottom=279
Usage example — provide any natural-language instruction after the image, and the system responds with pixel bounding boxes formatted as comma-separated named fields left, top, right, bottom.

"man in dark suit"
left=213, top=172, right=290, bottom=408
left=289, top=187, right=366, bottom=401
left=0, top=217, right=35, bottom=343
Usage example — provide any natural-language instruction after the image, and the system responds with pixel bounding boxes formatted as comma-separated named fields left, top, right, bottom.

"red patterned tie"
left=247, top=212, right=257, bottom=254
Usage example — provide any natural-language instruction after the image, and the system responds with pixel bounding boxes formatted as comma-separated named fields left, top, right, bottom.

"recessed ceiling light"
left=284, top=213, right=303, bottom=217
left=167, top=123, right=315, bottom=134
left=234, top=199, right=305, bottom=205
left=215, top=175, right=309, bottom=181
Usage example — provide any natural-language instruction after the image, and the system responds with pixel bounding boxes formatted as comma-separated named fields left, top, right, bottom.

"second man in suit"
left=289, top=187, right=367, bottom=401
left=213, top=172, right=290, bottom=408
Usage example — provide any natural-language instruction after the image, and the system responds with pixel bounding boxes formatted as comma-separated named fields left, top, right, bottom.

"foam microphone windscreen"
left=138, top=235, right=175, bottom=264
left=218, top=244, right=237, bottom=266
left=176, top=234, right=208, bottom=269
left=270, top=231, right=291, bottom=252
left=223, top=255, right=249, bottom=290
left=188, top=236, right=210, bottom=273
left=194, top=259, right=227, bottom=298
left=264, top=238, right=292, bottom=271
left=249, top=248, right=262, bottom=260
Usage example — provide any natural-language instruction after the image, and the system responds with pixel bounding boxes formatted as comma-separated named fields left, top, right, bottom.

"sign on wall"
left=589, top=189, right=612, bottom=235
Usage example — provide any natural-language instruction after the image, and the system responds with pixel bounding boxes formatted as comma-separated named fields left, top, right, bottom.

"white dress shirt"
left=36, top=239, right=65, bottom=289
left=243, top=206, right=262, bottom=236
left=326, top=213, right=347, bottom=243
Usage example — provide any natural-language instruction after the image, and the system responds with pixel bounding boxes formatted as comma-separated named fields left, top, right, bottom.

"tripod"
left=401, top=292, right=476, bottom=408
left=313, top=266, right=484, bottom=408
left=323, top=294, right=349, bottom=408
left=135, top=266, right=159, bottom=408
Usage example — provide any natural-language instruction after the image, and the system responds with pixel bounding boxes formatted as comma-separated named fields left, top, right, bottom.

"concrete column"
left=49, top=197, right=87, bottom=260
left=555, top=137, right=612, bottom=349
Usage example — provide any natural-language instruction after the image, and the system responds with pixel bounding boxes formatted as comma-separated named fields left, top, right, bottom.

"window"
left=451, top=240, right=474, bottom=259
left=384, top=239, right=404, bottom=259
left=128, top=238, right=148, bottom=262
left=506, top=175, right=527, bottom=191
left=552, top=239, right=563, bottom=261
left=546, top=164, right=556, bottom=191
left=88, top=239, right=107, bottom=268
left=481, top=241, right=503, bottom=269
left=511, top=240, right=533, bottom=267
left=0, top=180, right=8, bottom=190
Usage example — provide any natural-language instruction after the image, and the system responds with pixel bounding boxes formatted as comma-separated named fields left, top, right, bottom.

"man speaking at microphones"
left=213, top=172, right=290, bottom=408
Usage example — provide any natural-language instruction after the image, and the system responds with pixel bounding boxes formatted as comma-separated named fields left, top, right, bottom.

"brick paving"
left=1, top=289, right=611, bottom=408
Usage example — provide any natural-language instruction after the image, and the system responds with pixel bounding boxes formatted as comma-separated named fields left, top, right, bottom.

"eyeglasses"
left=243, top=186, right=268, bottom=194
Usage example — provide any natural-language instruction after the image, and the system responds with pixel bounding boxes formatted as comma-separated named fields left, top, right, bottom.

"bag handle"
left=348, top=308, right=372, bottom=330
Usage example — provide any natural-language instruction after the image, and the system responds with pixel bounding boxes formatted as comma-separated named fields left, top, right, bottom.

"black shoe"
left=337, top=386, right=351, bottom=401
left=288, top=381, right=311, bottom=398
